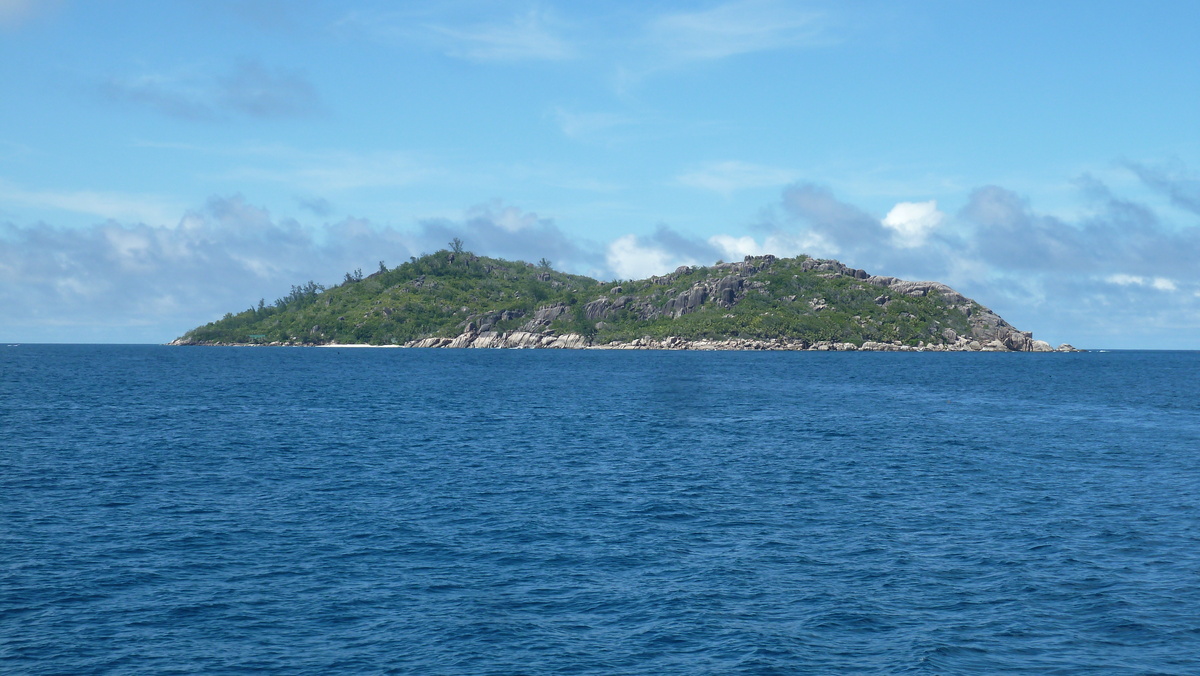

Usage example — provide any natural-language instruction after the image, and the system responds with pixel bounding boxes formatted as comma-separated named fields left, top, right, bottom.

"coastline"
left=171, top=332, right=1081, bottom=352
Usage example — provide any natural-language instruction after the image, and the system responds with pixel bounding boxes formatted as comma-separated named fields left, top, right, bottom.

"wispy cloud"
left=0, top=178, right=182, bottom=225
left=101, top=60, right=323, bottom=121
left=338, top=2, right=831, bottom=73
left=1106, top=274, right=1178, bottom=292
left=339, top=7, right=575, bottom=62
left=428, top=9, right=575, bottom=62
left=648, top=0, right=831, bottom=64
left=217, top=150, right=435, bottom=192
left=676, top=160, right=797, bottom=196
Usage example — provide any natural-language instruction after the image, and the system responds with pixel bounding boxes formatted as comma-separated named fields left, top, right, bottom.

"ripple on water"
left=2, top=346, right=1199, bottom=674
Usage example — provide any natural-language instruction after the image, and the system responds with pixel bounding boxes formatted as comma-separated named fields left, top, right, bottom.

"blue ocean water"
left=2, top=345, right=1199, bottom=674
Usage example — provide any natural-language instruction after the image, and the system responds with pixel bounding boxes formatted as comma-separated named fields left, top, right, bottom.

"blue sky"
left=1, top=0, right=1198, bottom=348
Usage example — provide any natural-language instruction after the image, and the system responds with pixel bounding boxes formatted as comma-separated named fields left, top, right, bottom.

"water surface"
left=3, top=346, right=1198, bottom=673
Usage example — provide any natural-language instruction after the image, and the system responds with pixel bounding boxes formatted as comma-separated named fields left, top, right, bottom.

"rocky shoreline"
left=172, top=330, right=1080, bottom=352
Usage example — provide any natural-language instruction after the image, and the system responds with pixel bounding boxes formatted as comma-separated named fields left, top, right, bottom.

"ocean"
left=3, top=345, right=1199, bottom=674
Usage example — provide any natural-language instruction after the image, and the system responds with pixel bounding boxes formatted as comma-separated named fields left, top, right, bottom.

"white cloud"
left=708, top=230, right=834, bottom=262
left=649, top=0, right=829, bottom=63
left=1105, top=274, right=1178, bottom=292
left=677, top=161, right=797, bottom=196
left=7, top=166, right=1200, bottom=346
left=708, top=234, right=766, bottom=259
left=881, top=200, right=944, bottom=248
left=606, top=234, right=698, bottom=280
left=466, top=201, right=539, bottom=233
left=414, top=201, right=598, bottom=272
left=103, top=227, right=155, bottom=271
left=428, top=10, right=574, bottom=62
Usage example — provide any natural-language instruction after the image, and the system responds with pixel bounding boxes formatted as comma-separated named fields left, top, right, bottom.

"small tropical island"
left=172, top=244, right=1077, bottom=352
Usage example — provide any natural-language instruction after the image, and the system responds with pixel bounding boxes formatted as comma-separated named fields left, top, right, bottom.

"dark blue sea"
left=3, top=345, right=1199, bottom=674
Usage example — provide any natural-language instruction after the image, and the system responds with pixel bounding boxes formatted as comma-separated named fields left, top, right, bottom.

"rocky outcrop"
left=399, top=330, right=1078, bottom=352
left=406, top=330, right=590, bottom=350
left=519, top=304, right=569, bottom=332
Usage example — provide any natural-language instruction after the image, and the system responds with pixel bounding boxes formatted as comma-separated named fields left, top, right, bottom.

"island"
left=171, top=249, right=1077, bottom=352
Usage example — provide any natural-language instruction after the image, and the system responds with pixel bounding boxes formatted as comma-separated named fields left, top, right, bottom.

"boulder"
left=713, top=276, right=742, bottom=307
left=470, top=331, right=502, bottom=348
left=1001, top=331, right=1033, bottom=352
left=545, top=333, right=590, bottom=349
left=520, top=303, right=568, bottom=331
left=584, top=297, right=610, bottom=320
left=663, top=284, right=708, bottom=317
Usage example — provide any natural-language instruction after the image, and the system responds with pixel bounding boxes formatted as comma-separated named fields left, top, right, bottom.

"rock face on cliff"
left=173, top=250, right=1076, bottom=352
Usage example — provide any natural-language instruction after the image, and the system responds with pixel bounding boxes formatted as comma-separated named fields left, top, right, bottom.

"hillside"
left=172, top=249, right=1075, bottom=351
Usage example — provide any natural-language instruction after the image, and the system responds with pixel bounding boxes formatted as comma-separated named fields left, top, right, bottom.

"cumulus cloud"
left=102, top=60, right=322, bottom=121
left=778, top=183, right=890, bottom=260
left=752, top=169, right=1200, bottom=347
left=0, top=196, right=411, bottom=342
left=605, top=235, right=690, bottom=281
left=707, top=234, right=766, bottom=259
left=6, top=161, right=1200, bottom=347
left=1, top=195, right=649, bottom=341
left=606, top=235, right=675, bottom=280
left=707, top=230, right=826, bottom=262
left=604, top=225, right=721, bottom=280
left=413, top=200, right=600, bottom=272
left=960, top=186, right=1087, bottom=271
left=960, top=182, right=1200, bottom=277
left=881, top=200, right=944, bottom=248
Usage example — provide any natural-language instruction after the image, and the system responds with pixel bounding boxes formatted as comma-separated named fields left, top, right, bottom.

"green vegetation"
left=176, top=248, right=975, bottom=347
